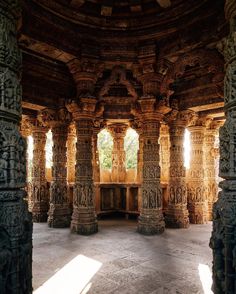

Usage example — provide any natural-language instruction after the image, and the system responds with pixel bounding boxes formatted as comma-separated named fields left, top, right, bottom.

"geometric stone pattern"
left=0, top=1, right=32, bottom=293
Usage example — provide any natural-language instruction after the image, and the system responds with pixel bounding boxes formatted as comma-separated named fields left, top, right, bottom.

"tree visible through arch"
left=124, top=128, right=139, bottom=169
left=97, top=129, right=113, bottom=170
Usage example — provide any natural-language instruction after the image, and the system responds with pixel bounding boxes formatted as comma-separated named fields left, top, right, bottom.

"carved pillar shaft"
left=31, top=126, right=49, bottom=222
left=67, top=124, right=76, bottom=184
left=211, top=2, right=236, bottom=292
left=203, top=128, right=217, bottom=221
left=71, top=118, right=98, bottom=235
left=20, top=117, right=33, bottom=211
left=0, top=1, right=32, bottom=293
left=108, top=123, right=128, bottom=183
left=37, top=107, right=72, bottom=228
left=137, top=134, right=144, bottom=183
left=47, top=125, right=71, bottom=227
left=159, top=124, right=170, bottom=184
left=137, top=119, right=165, bottom=235
left=92, top=129, right=100, bottom=183
left=187, top=126, right=208, bottom=224
left=165, top=124, right=189, bottom=228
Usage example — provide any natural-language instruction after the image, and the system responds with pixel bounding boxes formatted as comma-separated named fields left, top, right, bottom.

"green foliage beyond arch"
left=97, top=129, right=113, bottom=170
left=98, top=128, right=139, bottom=170
left=124, top=128, right=139, bottom=169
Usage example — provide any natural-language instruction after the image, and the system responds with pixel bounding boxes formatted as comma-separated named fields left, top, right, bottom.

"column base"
left=71, top=208, right=98, bottom=235
left=188, top=202, right=208, bottom=224
left=137, top=209, right=165, bottom=235
left=48, top=204, right=71, bottom=228
left=32, top=203, right=48, bottom=222
left=165, top=206, right=190, bottom=228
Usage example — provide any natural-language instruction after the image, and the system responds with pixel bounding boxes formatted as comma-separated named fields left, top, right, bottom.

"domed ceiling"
left=31, top=0, right=214, bottom=30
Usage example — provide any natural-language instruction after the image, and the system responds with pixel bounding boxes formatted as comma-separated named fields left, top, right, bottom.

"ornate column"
left=93, top=120, right=104, bottom=183
left=130, top=119, right=143, bottom=183
left=67, top=98, right=102, bottom=235
left=134, top=97, right=170, bottom=235
left=165, top=110, right=195, bottom=228
left=31, top=119, right=49, bottom=222
left=203, top=121, right=219, bottom=221
left=0, top=1, right=32, bottom=293
left=20, top=115, right=33, bottom=210
left=187, top=118, right=208, bottom=224
left=108, top=123, right=128, bottom=183
left=159, top=124, right=170, bottom=184
left=67, top=123, right=76, bottom=184
left=210, top=1, right=236, bottom=293
left=38, top=108, right=72, bottom=228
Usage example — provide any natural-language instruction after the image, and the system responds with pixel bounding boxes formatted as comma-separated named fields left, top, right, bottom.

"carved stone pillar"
left=187, top=120, right=208, bottom=224
left=66, top=98, right=101, bottom=235
left=165, top=110, right=195, bottom=228
left=67, top=124, right=76, bottom=184
left=108, top=123, right=128, bottom=183
left=130, top=119, right=143, bottom=183
left=203, top=122, right=218, bottom=221
left=134, top=97, right=170, bottom=235
left=38, top=108, right=72, bottom=228
left=159, top=124, right=170, bottom=184
left=0, top=1, right=32, bottom=293
left=93, top=120, right=104, bottom=183
left=20, top=116, right=33, bottom=210
left=210, top=2, right=236, bottom=293
left=31, top=120, right=49, bottom=222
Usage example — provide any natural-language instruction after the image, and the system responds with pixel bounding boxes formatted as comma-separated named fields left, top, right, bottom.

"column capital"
left=68, top=122, right=76, bottom=137
left=66, top=98, right=104, bottom=121
left=188, top=115, right=210, bottom=130
left=38, top=107, right=71, bottom=129
left=205, top=120, right=224, bottom=136
left=20, top=115, right=34, bottom=137
left=67, top=58, right=104, bottom=99
left=93, top=118, right=106, bottom=134
left=160, top=123, right=169, bottom=136
left=167, top=109, right=197, bottom=127
left=132, top=96, right=171, bottom=121
left=23, top=116, right=49, bottom=134
left=107, top=123, right=129, bottom=138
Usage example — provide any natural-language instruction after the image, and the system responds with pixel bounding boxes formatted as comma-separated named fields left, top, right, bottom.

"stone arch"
left=160, top=49, right=224, bottom=99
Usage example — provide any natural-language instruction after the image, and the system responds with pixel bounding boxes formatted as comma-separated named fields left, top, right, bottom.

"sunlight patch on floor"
left=198, top=263, right=213, bottom=294
left=34, top=255, right=102, bottom=294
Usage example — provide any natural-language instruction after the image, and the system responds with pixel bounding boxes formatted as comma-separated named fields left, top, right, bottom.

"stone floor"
left=33, top=219, right=213, bottom=294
